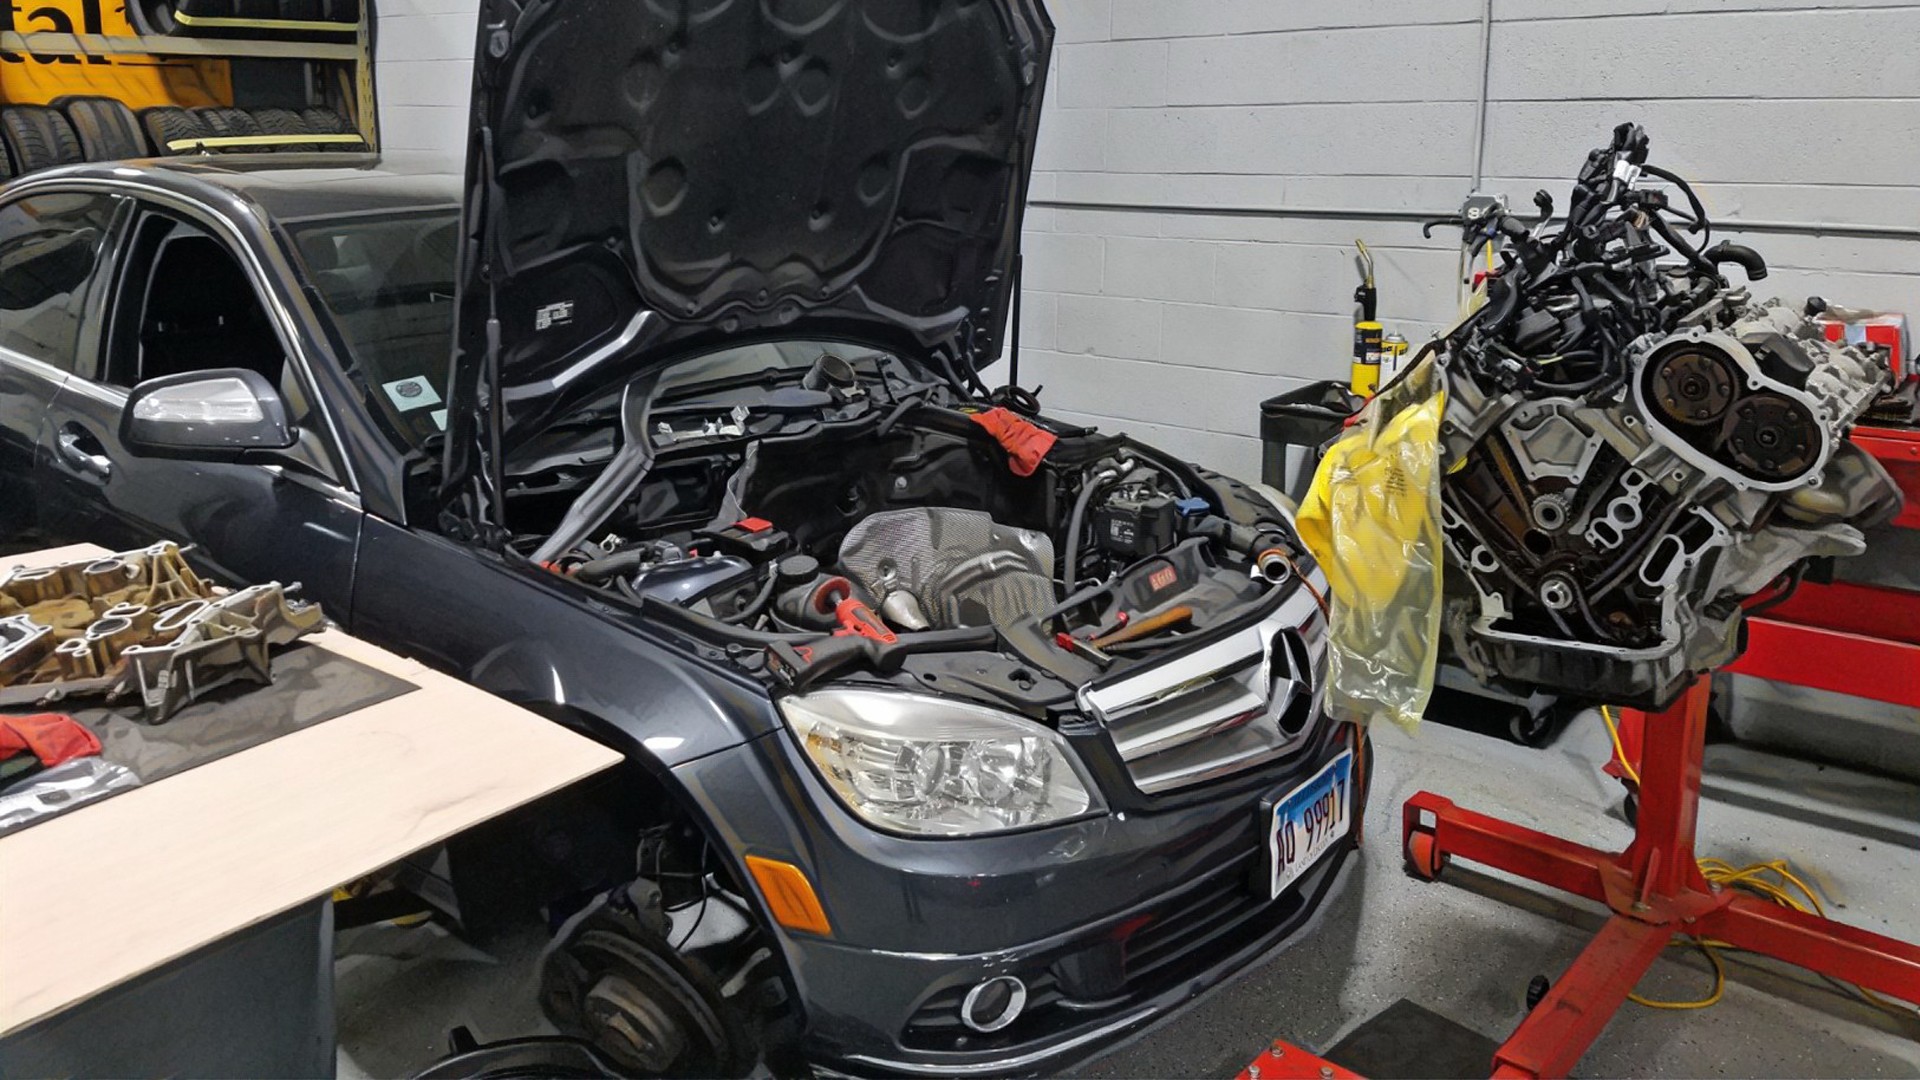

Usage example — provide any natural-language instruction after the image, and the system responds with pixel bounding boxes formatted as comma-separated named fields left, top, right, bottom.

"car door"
left=36, top=196, right=363, bottom=621
left=0, top=189, right=127, bottom=547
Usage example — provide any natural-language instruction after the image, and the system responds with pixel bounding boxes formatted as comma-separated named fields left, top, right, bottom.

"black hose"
left=1745, top=564, right=1806, bottom=617
left=1703, top=241, right=1769, bottom=282
left=876, top=386, right=934, bottom=437
left=720, top=570, right=779, bottom=625
left=1647, top=212, right=1723, bottom=283
left=1060, top=466, right=1119, bottom=596
left=1640, top=162, right=1711, bottom=245
left=573, top=546, right=656, bottom=584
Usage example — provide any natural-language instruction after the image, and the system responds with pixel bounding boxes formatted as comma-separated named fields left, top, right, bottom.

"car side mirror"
left=120, top=368, right=296, bottom=460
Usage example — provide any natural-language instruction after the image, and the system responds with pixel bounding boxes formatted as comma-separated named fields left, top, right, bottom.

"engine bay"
left=496, top=353, right=1318, bottom=713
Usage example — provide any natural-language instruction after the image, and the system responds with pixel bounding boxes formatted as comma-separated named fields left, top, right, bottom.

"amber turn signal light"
left=745, top=854, right=832, bottom=937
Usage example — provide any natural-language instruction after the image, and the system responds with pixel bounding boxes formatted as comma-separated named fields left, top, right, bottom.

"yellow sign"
left=1, top=0, right=231, bottom=110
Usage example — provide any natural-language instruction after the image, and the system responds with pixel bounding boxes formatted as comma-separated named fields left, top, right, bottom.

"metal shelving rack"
left=0, top=13, right=377, bottom=151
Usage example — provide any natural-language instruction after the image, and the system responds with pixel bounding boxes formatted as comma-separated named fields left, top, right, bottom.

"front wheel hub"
left=584, top=974, right=687, bottom=1074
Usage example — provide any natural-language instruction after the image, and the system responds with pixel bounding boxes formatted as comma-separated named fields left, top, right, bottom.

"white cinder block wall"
left=376, top=0, right=1920, bottom=478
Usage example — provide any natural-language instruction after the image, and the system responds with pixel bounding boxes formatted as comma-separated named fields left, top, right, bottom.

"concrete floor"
left=336, top=710, right=1920, bottom=1078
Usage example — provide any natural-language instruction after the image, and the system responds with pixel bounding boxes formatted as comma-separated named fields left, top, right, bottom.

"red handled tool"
left=833, top=597, right=897, bottom=643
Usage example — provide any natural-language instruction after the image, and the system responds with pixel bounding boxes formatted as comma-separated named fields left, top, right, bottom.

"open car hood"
left=443, top=0, right=1053, bottom=511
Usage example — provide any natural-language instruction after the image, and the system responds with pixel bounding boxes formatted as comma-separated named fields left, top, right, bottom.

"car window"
left=103, top=215, right=290, bottom=390
left=0, top=191, right=123, bottom=371
left=287, top=209, right=459, bottom=450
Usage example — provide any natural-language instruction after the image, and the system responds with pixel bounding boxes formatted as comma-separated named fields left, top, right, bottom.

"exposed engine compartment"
left=1433, top=125, right=1901, bottom=708
left=497, top=353, right=1318, bottom=714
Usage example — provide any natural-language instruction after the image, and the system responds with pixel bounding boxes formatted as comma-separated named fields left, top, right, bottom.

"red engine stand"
left=1402, top=677, right=1920, bottom=1078
left=1236, top=1037, right=1361, bottom=1080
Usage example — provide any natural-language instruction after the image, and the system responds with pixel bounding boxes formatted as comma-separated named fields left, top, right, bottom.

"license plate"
left=1265, top=750, right=1355, bottom=899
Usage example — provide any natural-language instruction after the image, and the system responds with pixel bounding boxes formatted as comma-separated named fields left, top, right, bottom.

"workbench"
left=0, top=543, right=623, bottom=1077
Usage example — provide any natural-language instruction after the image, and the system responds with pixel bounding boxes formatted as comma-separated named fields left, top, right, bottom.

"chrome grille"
left=1080, top=591, right=1322, bottom=795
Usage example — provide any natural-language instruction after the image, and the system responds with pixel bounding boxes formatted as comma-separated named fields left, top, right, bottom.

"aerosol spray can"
left=1351, top=240, right=1382, bottom=397
left=1380, top=332, right=1410, bottom=388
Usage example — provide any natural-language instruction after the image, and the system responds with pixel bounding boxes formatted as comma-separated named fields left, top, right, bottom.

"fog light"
left=960, top=975, right=1027, bottom=1033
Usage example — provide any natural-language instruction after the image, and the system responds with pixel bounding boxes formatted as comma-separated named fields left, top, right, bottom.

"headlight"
left=779, top=689, right=1101, bottom=837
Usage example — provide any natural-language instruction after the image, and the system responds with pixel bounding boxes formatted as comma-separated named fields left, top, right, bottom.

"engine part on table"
left=838, top=507, right=1055, bottom=630
left=1431, top=124, right=1900, bottom=709
left=0, top=542, right=325, bottom=722
left=1092, top=491, right=1178, bottom=559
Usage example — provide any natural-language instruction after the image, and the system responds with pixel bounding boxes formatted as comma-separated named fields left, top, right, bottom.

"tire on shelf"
left=194, top=106, right=265, bottom=149
left=298, top=107, right=365, bottom=151
left=300, top=107, right=353, bottom=134
left=139, top=106, right=212, bottom=156
left=250, top=107, right=318, bottom=152
left=124, top=0, right=181, bottom=36
left=0, top=105, right=86, bottom=175
left=53, top=96, right=149, bottom=162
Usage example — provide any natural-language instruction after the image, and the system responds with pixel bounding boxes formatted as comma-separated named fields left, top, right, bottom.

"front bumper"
left=673, top=720, right=1370, bottom=1077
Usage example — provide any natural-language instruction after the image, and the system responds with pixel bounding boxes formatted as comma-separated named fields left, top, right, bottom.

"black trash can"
left=1260, top=381, right=1362, bottom=503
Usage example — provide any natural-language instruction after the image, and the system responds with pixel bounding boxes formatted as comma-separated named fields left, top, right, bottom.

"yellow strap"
left=165, top=133, right=365, bottom=151
left=172, top=10, right=358, bottom=31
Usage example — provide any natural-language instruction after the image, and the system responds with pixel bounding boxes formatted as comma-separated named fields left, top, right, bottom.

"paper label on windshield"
left=536, top=301, right=574, bottom=331
left=430, top=408, right=448, bottom=431
left=381, top=377, right=442, bottom=412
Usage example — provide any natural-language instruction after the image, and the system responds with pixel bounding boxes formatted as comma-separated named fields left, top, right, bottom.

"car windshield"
left=287, top=208, right=459, bottom=449
left=289, top=210, right=895, bottom=452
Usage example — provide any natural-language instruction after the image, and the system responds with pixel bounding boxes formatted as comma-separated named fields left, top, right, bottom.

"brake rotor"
left=1723, top=392, right=1821, bottom=482
left=1648, top=348, right=1735, bottom=427
left=540, top=899, right=753, bottom=1078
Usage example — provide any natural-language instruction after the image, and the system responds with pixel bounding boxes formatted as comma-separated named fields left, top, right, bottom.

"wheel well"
left=437, top=702, right=758, bottom=941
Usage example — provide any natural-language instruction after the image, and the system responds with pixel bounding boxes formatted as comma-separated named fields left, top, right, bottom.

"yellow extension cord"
left=1598, top=706, right=1915, bottom=1016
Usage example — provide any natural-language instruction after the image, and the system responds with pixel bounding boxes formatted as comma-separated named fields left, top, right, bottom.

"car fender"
left=350, top=516, right=778, bottom=769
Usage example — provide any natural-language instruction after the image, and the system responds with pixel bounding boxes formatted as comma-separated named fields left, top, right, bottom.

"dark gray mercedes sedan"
left=0, top=1, right=1366, bottom=1074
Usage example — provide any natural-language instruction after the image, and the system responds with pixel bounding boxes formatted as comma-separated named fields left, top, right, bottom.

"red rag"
left=969, top=407, right=1058, bottom=478
left=0, top=713, right=102, bottom=768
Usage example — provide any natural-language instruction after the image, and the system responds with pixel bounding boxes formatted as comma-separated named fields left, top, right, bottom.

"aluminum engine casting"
left=0, top=542, right=325, bottom=722
left=1432, top=124, right=1901, bottom=708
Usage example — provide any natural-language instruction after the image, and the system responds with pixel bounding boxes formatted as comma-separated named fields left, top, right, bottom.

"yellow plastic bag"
left=1295, top=359, right=1446, bottom=732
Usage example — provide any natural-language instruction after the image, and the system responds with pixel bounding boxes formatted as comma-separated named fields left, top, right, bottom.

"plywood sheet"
left=0, top=544, right=622, bottom=1034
